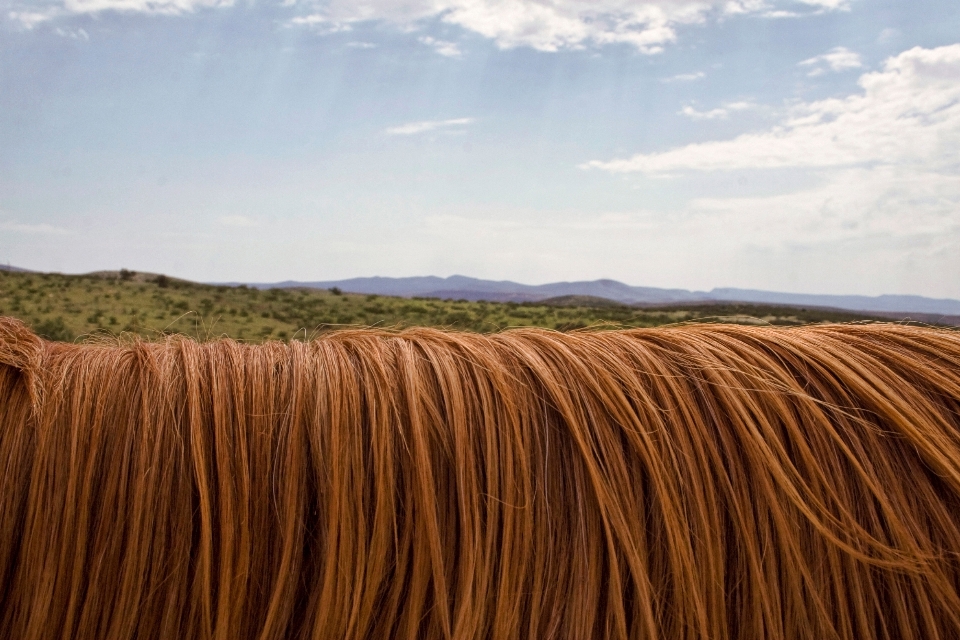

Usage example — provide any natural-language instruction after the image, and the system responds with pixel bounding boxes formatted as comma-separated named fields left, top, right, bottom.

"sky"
left=1, top=0, right=959, bottom=297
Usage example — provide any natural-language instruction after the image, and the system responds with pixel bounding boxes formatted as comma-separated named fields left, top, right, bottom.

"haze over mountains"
left=249, top=275, right=960, bottom=317
left=5, top=265, right=958, bottom=318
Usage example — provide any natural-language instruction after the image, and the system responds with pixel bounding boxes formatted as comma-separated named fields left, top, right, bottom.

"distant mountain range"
left=242, top=275, right=960, bottom=317
left=6, top=263, right=958, bottom=318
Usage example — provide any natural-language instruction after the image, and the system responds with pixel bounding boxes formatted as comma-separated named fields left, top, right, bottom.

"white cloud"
left=55, top=26, right=89, bottom=39
left=385, top=117, right=474, bottom=135
left=755, top=0, right=849, bottom=18
left=688, top=166, right=959, bottom=246
left=305, top=0, right=850, bottom=54
left=580, top=44, right=960, bottom=295
left=288, top=13, right=328, bottom=25
left=4, top=0, right=232, bottom=21
left=431, top=1, right=689, bottom=53
left=662, top=161, right=960, bottom=295
left=584, top=44, right=960, bottom=174
left=799, top=46, right=862, bottom=76
left=662, top=71, right=706, bottom=82
left=796, top=0, right=850, bottom=10
left=679, top=100, right=756, bottom=120
left=0, top=220, right=72, bottom=235
left=723, top=0, right=769, bottom=15
left=761, top=9, right=799, bottom=18
left=218, top=215, right=259, bottom=227
left=62, top=0, right=233, bottom=15
left=286, top=13, right=351, bottom=32
left=720, top=0, right=822, bottom=19
left=680, top=105, right=728, bottom=120
left=418, top=35, right=461, bottom=57
left=11, top=0, right=851, bottom=53
left=7, top=9, right=59, bottom=28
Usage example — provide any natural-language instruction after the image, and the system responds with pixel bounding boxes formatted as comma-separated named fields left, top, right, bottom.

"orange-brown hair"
left=2, top=316, right=960, bottom=639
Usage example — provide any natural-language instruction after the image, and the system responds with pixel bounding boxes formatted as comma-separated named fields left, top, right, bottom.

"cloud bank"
left=7, top=0, right=855, bottom=53
left=584, top=45, right=960, bottom=174
left=580, top=44, right=960, bottom=284
left=299, top=0, right=852, bottom=53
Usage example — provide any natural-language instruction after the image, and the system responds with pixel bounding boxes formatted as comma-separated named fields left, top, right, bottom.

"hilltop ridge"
left=231, top=274, right=960, bottom=317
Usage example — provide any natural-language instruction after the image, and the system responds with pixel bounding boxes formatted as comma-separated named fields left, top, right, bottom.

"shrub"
left=34, top=316, right=71, bottom=341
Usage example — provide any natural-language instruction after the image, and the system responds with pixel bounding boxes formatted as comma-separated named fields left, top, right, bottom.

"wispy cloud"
left=877, top=28, right=900, bottom=44
left=661, top=71, right=705, bottom=83
left=7, top=9, right=59, bottom=29
left=218, top=215, right=259, bottom=227
left=761, top=10, right=800, bottom=18
left=580, top=44, right=959, bottom=296
left=55, top=26, right=89, bottom=40
left=723, top=0, right=841, bottom=18
left=286, top=13, right=351, bottom=33
left=796, top=0, right=851, bottom=10
left=679, top=101, right=756, bottom=120
left=0, top=220, right=72, bottom=235
left=62, top=0, right=234, bottom=16
left=758, top=0, right=851, bottom=17
left=799, top=46, right=862, bottom=76
left=723, top=0, right=769, bottom=15
left=385, top=117, right=475, bottom=136
left=585, top=45, right=960, bottom=174
left=418, top=35, right=461, bottom=57
left=290, top=0, right=853, bottom=55
left=7, top=0, right=855, bottom=54
left=680, top=105, right=728, bottom=120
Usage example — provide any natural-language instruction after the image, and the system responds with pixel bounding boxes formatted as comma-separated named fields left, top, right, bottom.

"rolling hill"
left=0, top=268, right=931, bottom=343
left=235, top=275, right=960, bottom=317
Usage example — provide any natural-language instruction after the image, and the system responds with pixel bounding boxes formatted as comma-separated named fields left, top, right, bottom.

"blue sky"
left=1, top=0, right=958, bottom=297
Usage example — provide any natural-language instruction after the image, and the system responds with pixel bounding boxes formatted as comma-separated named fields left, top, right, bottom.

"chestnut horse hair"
left=2, top=317, right=960, bottom=639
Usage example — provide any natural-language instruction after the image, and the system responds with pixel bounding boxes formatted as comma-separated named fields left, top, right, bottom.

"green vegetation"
left=0, top=269, right=899, bottom=343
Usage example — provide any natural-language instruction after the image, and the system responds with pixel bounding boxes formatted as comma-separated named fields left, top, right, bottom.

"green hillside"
left=0, top=269, right=900, bottom=343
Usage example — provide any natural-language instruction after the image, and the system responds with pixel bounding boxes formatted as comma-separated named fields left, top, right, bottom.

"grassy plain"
left=0, top=269, right=897, bottom=343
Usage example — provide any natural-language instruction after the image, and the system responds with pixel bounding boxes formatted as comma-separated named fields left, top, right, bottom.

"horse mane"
left=2, top=316, right=960, bottom=639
